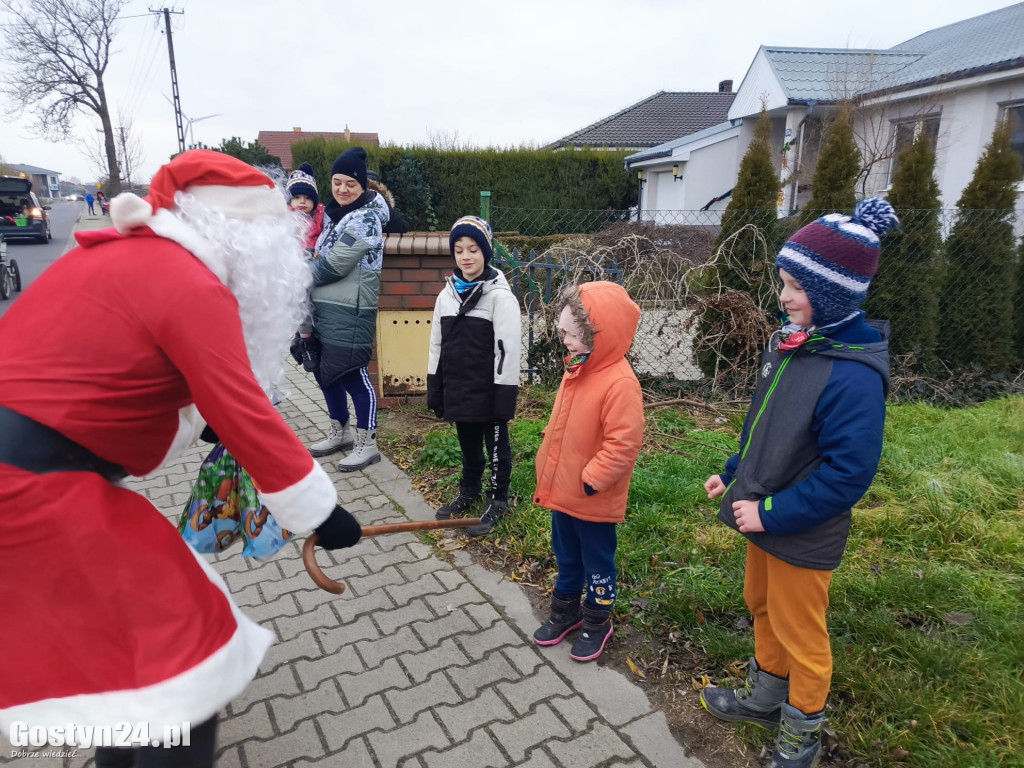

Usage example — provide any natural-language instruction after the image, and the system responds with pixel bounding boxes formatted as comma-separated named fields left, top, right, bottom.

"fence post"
left=480, top=191, right=491, bottom=222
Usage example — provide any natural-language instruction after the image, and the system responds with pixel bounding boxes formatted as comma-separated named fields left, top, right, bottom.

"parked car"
left=0, top=176, right=52, bottom=244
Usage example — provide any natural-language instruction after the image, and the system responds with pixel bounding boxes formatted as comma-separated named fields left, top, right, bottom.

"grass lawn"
left=394, top=394, right=1024, bottom=768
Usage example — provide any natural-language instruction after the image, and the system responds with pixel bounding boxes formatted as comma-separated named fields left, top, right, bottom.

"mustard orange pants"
left=744, top=542, right=834, bottom=714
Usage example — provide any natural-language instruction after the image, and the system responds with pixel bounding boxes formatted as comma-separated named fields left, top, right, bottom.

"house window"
left=888, top=114, right=940, bottom=184
left=1004, top=103, right=1024, bottom=179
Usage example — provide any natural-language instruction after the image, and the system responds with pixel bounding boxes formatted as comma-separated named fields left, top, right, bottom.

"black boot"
left=569, top=604, right=613, bottom=662
left=533, top=592, right=583, bottom=646
left=436, top=488, right=480, bottom=521
left=466, top=498, right=509, bottom=537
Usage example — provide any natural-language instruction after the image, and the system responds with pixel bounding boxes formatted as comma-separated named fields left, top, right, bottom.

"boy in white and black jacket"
left=427, top=216, right=521, bottom=536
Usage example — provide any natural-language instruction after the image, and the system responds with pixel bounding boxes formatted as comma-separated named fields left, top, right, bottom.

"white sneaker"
left=337, top=428, right=381, bottom=472
left=309, top=420, right=355, bottom=457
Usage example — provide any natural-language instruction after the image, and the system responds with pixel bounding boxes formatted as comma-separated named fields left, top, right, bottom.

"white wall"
left=681, top=135, right=741, bottom=214
left=857, top=74, right=1024, bottom=210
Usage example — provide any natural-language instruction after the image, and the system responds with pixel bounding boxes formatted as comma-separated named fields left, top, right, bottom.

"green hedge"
left=290, top=140, right=637, bottom=231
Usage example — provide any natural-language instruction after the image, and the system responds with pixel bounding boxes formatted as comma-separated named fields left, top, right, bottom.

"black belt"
left=0, top=404, right=128, bottom=482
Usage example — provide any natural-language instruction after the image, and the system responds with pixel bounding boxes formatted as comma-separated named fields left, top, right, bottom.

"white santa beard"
left=171, top=195, right=312, bottom=395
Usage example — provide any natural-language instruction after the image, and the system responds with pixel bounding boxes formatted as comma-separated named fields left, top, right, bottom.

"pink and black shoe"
left=533, top=593, right=583, bottom=646
left=569, top=605, right=613, bottom=662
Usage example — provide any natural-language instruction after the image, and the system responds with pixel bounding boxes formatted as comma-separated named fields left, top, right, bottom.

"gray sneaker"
left=466, top=499, right=509, bottom=537
left=436, top=490, right=480, bottom=521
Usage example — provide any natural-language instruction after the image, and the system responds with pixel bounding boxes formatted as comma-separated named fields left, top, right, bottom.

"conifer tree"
left=801, top=105, right=861, bottom=223
left=698, top=106, right=780, bottom=379
left=939, top=120, right=1023, bottom=371
left=863, top=134, right=942, bottom=363
left=714, top=106, right=779, bottom=290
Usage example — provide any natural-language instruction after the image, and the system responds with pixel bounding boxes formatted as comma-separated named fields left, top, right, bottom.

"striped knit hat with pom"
left=775, top=198, right=899, bottom=327
left=449, top=215, right=494, bottom=264
left=286, top=162, right=319, bottom=208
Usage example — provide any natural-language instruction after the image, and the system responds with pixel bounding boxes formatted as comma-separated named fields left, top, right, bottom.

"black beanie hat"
left=286, top=162, right=319, bottom=208
left=331, top=147, right=368, bottom=190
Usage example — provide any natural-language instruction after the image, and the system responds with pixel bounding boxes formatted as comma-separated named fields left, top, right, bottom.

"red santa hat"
left=110, top=149, right=286, bottom=233
left=108, top=150, right=288, bottom=284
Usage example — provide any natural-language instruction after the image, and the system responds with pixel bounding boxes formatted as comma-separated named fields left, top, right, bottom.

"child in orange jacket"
left=532, top=281, right=645, bottom=661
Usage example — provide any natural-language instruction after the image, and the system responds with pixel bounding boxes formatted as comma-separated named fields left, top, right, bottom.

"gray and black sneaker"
left=436, top=490, right=480, bottom=521
left=466, top=499, right=509, bottom=536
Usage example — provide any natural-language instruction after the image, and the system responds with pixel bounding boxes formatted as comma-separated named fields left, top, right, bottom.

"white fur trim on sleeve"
left=110, top=193, right=155, bottom=233
left=258, top=460, right=337, bottom=533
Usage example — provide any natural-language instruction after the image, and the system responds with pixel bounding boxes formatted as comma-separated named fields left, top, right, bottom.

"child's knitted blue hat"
left=286, top=162, right=319, bottom=208
left=449, top=215, right=494, bottom=264
left=775, top=198, right=899, bottom=326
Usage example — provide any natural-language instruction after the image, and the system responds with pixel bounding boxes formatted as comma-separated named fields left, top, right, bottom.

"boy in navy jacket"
left=701, top=199, right=899, bottom=768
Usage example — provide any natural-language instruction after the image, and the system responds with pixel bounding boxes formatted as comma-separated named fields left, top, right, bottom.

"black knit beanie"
left=331, top=147, right=368, bottom=190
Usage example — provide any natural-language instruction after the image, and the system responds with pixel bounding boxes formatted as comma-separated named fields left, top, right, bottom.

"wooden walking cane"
left=302, top=518, right=483, bottom=594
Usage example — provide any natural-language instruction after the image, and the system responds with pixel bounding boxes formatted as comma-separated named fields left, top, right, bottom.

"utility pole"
left=119, top=125, right=131, bottom=191
left=151, top=7, right=186, bottom=154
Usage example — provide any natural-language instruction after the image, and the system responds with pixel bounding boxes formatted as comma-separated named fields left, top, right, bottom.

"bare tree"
left=426, top=128, right=464, bottom=151
left=74, top=109, right=144, bottom=193
left=116, top=111, right=145, bottom=192
left=1, top=0, right=128, bottom=194
left=786, top=54, right=945, bottom=200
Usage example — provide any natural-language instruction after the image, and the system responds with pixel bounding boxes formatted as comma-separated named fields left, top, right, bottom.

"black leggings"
left=455, top=420, right=512, bottom=502
left=94, top=717, right=218, bottom=768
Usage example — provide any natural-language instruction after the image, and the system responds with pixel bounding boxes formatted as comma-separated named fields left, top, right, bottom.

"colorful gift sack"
left=178, top=443, right=293, bottom=560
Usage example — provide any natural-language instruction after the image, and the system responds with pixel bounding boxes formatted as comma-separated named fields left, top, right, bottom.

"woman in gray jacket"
left=306, top=147, right=390, bottom=471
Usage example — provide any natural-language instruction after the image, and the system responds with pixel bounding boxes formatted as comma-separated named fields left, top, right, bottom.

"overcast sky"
left=1, top=0, right=1020, bottom=184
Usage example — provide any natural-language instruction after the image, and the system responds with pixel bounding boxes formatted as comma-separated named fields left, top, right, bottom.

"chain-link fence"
left=491, top=206, right=1024, bottom=402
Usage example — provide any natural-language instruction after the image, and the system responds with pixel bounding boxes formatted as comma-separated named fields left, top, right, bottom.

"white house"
left=627, top=3, right=1024, bottom=219
left=7, top=164, right=62, bottom=201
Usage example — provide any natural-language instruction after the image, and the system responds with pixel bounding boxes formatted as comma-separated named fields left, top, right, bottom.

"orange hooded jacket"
left=533, top=281, right=644, bottom=523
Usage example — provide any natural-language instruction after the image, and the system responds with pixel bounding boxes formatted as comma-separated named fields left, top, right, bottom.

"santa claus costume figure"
left=0, top=150, right=362, bottom=767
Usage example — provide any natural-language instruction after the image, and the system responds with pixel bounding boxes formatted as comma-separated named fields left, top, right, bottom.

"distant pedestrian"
left=85, top=191, right=95, bottom=215
left=531, top=281, right=644, bottom=662
left=700, top=199, right=899, bottom=768
left=427, top=216, right=521, bottom=537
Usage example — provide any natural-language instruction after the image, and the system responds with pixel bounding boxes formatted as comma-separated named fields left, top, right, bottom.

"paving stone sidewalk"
left=2, top=216, right=708, bottom=768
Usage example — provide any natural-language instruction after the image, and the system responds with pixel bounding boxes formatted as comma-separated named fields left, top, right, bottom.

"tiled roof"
left=764, top=3, right=1024, bottom=103
left=256, top=130, right=380, bottom=171
left=885, top=2, right=1024, bottom=90
left=763, top=49, right=924, bottom=103
left=547, top=91, right=735, bottom=149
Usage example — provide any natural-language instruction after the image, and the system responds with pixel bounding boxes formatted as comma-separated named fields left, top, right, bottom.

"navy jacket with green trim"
left=718, top=312, right=889, bottom=570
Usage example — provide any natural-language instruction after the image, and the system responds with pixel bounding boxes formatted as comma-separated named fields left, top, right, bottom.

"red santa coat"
left=0, top=226, right=337, bottom=741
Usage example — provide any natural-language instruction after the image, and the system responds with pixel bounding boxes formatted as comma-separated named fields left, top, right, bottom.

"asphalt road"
left=0, top=199, right=87, bottom=322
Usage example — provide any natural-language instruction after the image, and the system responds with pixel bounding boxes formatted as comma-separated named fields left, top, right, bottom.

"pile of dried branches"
left=509, top=223, right=780, bottom=395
